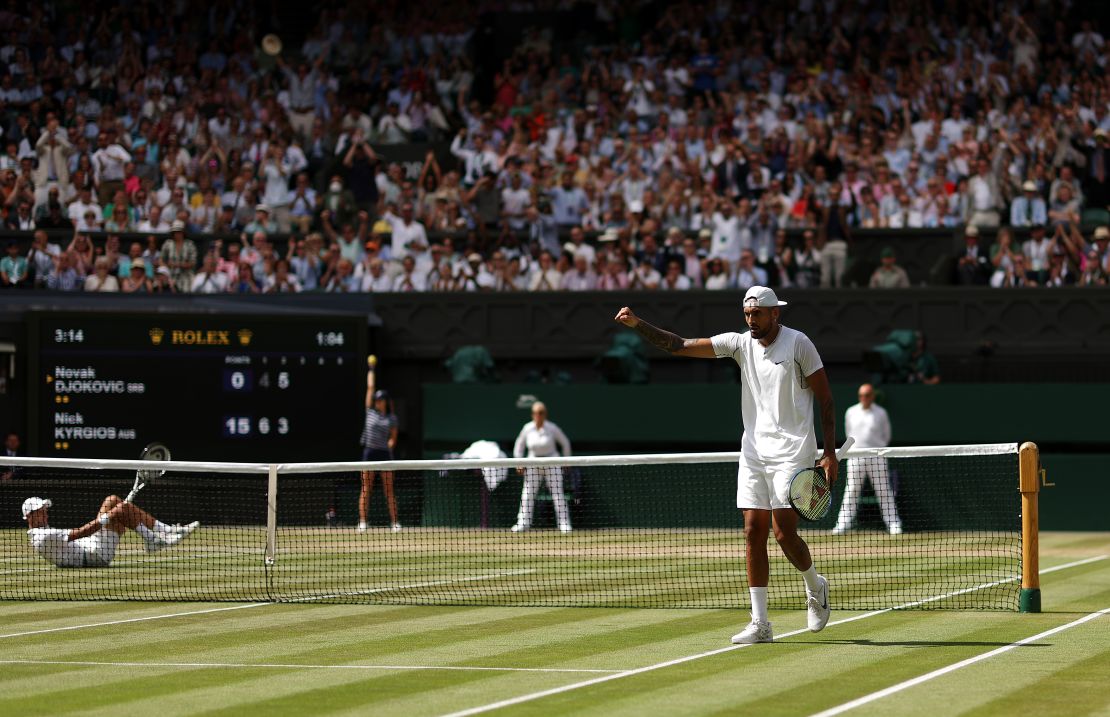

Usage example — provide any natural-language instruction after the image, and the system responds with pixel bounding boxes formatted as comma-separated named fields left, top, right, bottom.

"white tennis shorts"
left=736, top=458, right=808, bottom=510
left=67, top=530, right=120, bottom=567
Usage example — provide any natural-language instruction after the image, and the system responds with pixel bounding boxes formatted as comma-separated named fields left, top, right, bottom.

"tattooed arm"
left=613, top=307, right=717, bottom=358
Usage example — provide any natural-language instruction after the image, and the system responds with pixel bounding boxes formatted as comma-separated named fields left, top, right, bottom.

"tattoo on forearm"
left=633, top=319, right=685, bottom=353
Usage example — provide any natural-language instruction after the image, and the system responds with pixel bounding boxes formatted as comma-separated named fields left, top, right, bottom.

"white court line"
left=0, top=602, right=271, bottom=640
left=437, top=555, right=1109, bottom=717
left=807, top=607, right=1110, bottom=717
left=0, top=659, right=619, bottom=674
left=0, top=569, right=538, bottom=640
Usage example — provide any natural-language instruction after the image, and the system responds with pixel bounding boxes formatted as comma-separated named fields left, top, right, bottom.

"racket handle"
left=125, top=488, right=139, bottom=503
left=834, top=436, right=855, bottom=461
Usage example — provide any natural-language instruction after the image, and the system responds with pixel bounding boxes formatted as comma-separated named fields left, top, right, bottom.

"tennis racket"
left=788, top=436, right=855, bottom=522
left=127, top=442, right=171, bottom=503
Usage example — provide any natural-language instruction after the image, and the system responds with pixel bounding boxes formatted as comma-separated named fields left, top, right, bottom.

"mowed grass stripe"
left=0, top=600, right=230, bottom=627
left=844, top=611, right=1110, bottom=717
left=960, top=644, right=1110, bottom=717
left=1, top=605, right=558, bottom=668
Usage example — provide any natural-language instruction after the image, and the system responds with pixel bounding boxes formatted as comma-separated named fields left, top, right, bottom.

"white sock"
left=749, top=587, right=769, bottom=623
left=136, top=524, right=156, bottom=543
left=801, top=565, right=821, bottom=592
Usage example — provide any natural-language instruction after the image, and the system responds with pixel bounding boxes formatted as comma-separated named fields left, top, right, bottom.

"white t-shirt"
left=513, top=420, right=572, bottom=458
left=844, top=402, right=891, bottom=448
left=28, top=527, right=120, bottom=567
left=711, top=325, right=823, bottom=464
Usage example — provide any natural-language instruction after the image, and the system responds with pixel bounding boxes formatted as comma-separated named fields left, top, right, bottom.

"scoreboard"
left=28, top=312, right=368, bottom=462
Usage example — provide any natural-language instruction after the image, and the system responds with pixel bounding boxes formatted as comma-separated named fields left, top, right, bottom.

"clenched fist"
left=614, top=307, right=640, bottom=328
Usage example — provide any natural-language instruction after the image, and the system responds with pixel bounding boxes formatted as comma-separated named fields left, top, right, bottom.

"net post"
left=1019, top=442, right=1040, bottom=613
left=265, top=464, right=278, bottom=566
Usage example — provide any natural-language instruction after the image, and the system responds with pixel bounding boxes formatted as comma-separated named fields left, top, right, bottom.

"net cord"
left=0, top=443, right=1019, bottom=476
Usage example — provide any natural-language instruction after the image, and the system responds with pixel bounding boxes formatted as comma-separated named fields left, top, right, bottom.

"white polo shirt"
left=712, top=325, right=823, bottom=465
left=28, top=527, right=119, bottom=567
left=844, top=402, right=891, bottom=448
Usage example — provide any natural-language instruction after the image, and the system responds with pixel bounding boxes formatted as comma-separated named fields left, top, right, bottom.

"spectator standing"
left=967, top=159, right=1003, bottom=229
left=92, top=130, right=130, bottom=206
left=1022, top=224, right=1053, bottom=283
left=34, top=117, right=72, bottom=187
left=956, top=226, right=990, bottom=285
left=160, top=221, right=197, bottom=292
left=819, top=182, right=852, bottom=288
left=1009, top=181, right=1047, bottom=228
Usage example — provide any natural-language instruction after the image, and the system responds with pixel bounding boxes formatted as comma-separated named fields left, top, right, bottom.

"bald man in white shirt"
left=832, top=384, right=902, bottom=535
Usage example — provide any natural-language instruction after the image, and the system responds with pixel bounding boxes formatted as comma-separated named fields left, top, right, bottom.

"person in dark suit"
left=955, top=225, right=990, bottom=285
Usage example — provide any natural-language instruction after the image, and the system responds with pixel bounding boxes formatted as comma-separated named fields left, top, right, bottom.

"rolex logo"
left=149, top=328, right=165, bottom=345
left=237, top=329, right=253, bottom=347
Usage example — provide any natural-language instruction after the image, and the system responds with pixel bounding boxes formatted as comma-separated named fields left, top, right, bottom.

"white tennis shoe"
left=806, top=575, right=831, bottom=632
left=510, top=524, right=528, bottom=533
left=146, top=522, right=199, bottom=552
left=163, top=521, right=199, bottom=533
left=357, top=521, right=368, bottom=532
left=888, top=523, right=903, bottom=536
left=831, top=524, right=849, bottom=535
left=731, top=620, right=773, bottom=644
left=391, top=523, right=402, bottom=532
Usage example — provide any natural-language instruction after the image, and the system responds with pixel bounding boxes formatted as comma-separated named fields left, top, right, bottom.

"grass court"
left=0, top=531, right=1107, bottom=715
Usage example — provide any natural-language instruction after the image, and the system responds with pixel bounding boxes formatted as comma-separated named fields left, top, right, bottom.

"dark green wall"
left=424, top=383, right=1110, bottom=447
left=423, top=383, right=1109, bottom=530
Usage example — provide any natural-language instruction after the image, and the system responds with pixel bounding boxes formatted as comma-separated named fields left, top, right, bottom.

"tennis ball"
left=367, top=355, right=377, bottom=368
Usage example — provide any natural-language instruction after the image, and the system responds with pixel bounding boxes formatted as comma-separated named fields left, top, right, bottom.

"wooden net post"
left=1019, top=442, right=1040, bottom=613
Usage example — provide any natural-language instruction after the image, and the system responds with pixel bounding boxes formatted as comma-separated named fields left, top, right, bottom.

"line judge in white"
left=511, top=402, right=573, bottom=533
left=22, top=496, right=197, bottom=568
left=832, top=384, right=902, bottom=535
left=615, top=285, right=838, bottom=645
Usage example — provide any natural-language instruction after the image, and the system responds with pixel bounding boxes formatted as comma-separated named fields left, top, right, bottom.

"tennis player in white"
left=832, top=384, right=902, bottom=535
left=615, top=285, right=838, bottom=643
left=22, top=495, right=197, bottom=568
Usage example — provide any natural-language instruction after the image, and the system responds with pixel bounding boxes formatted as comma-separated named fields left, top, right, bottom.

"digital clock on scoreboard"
left=28, top=312, right=368, bottom=462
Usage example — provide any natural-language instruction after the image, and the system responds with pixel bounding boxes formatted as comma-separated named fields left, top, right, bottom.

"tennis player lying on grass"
left=21, top=495, right=198, bottom=568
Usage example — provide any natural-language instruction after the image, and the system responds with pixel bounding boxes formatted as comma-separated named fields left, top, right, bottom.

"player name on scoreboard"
left=47, top=366, right=143, bottom=448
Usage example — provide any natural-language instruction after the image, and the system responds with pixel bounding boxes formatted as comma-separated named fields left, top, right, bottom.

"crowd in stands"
left=0, top=0, right=1109, bottom=294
